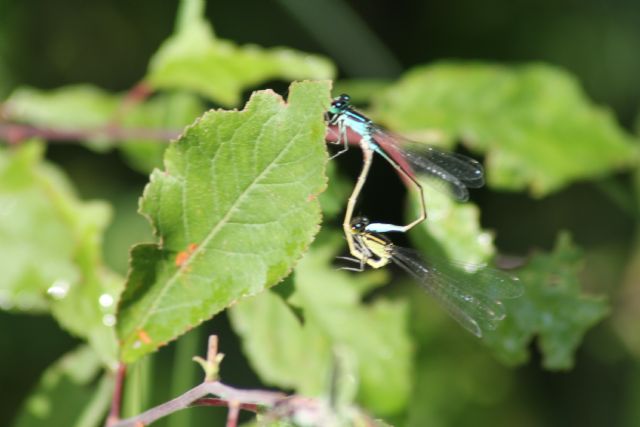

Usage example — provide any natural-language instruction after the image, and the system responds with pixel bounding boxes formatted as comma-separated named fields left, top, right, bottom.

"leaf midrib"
left=124, top=110, right=304, bottom=343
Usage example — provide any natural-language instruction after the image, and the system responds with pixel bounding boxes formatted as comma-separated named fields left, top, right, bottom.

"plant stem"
left=106, top=363, right=127, bottom=426
left=110, top=382, right=286, bottom=427
left=0, top=123, right=180, bottom=145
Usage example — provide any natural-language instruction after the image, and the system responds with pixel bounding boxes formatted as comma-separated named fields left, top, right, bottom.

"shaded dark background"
left=1, top=0, right=639, bottom=426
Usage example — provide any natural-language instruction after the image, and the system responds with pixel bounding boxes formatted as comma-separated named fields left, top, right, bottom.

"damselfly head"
left=350, top=216, right=370, bottom=234
left=328, top=94, right=351, bottom=114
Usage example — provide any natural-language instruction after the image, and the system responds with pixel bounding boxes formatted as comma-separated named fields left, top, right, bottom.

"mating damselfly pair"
left=326, top=94, right=522, bottom=338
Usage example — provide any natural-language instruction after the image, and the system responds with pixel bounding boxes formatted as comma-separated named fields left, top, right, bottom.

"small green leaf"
left=371, top=62, right=638, bottom=196
left=116, top=81, right=330, bottom=363
left=13, top=346, right=113, bottom=427
left=145, top=0, right=335, bottom=106
left=409, top=178, right=495, bottom=265
left=483, top=233, right=609, bottom=370
left=230, top=237, right=412, bottom=416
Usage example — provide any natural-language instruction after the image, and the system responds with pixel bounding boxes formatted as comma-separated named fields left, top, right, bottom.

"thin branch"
left=109, top=82, right=154, bottom=126
left=121, top=82, right=154, bottom=111
left=109, top=382, right=286, bottom=427
left=107, top=335, right=379, bottom=426
left=0, top=123, right=180, bottom=145
left=191, top=398, right=258, bottom=413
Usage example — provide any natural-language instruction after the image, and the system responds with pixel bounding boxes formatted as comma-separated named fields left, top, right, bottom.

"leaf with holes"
left=371, top=62, right=638, bottom=196
left=145, top=0, right=335, bottom=106
left=116, top=81, right=330, bottom=363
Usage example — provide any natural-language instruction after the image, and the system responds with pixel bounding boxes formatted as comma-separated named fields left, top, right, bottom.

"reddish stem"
left=109, top=82, right=154, bottom=125
left=191, top=398, right=258, bottom=412
left=106, top=363, right=127, bottom=426
left=0, top=123, right=180, bottom=144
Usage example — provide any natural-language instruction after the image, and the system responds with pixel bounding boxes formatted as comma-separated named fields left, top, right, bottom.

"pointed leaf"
left=145, top=0, right=335, bottom=106
left=116, top=81, right=330, bottom=363
left=371, top=62, right=638, bottom=196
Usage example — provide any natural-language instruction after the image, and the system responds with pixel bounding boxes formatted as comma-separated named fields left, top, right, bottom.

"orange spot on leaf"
left=175, top=251, right=189, bottom=267
left=175, top=243, right=199, bottom=267
left=137, top=329, right=152, bottom=344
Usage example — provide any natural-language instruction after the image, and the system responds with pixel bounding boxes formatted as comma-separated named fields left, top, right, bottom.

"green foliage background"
left=2, top=0, right=640, bottom=426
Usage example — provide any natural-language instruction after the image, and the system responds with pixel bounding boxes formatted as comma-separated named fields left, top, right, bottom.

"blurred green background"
left=1, top=0, right=639, bottom=426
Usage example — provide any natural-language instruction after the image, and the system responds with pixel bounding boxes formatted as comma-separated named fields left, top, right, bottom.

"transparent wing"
left=371, top=125, right=484, bottom=201
left=390, top=246, right=522, bottom=337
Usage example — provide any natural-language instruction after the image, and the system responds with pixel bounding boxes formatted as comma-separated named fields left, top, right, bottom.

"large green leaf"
left=145, top=0, right=335, bottom=106
left=483, top=233, right=609, bottom=369
left=371, top=62, right=638, bottom=196
left=13, top=346, right=113, bottom=427
left=0, top=142, right=122, bottom=366
left=116, top=81, right=330, bottom=363
left=229, top=237, right=412, bottom=416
